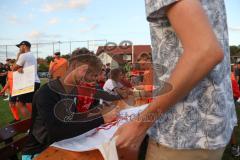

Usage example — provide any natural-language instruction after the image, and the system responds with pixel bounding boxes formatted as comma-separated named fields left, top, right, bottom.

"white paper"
left=98, top=136, right=118, bottom=160
left=51, top=104, right=148, bottom=159
left=12, top=65, right=35, bottom=96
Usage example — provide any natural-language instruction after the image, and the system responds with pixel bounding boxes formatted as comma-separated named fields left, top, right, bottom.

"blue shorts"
left=22, top=154, right=39, bottom=160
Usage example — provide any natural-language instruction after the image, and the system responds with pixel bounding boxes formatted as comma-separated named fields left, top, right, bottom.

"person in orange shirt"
left=138, top=53, right=153, bottom=91
left=0, top=62, right=20, bottom=123
left=49, top=52, right=68, bottom=79
left=134, top=53, right=154, bottom=103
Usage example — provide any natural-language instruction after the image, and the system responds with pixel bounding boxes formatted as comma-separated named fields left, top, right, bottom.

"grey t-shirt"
left=145, top=0, right=237, bottom=149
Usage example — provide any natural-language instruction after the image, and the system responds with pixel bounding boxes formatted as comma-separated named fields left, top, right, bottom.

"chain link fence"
left=0, top=40, right=107, bottom=63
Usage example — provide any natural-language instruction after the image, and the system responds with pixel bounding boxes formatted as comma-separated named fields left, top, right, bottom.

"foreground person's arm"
left=114, top=0, right=224, bottom=149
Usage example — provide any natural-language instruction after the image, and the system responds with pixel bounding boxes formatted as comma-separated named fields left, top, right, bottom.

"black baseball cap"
left=16, top=41, right=31, bottom=48
left=54, top=52, right=61, bottom=56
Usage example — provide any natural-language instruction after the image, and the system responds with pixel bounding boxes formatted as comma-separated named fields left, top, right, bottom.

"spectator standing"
left=0, top=62, right=10, bottom=100
left=230, top=65, right=240, bottom=157
left=5, top=59, right=11, bottom=71
left=0, top=62, right=7, bottom=88
left=235, top=62, right=240, bottom=89
left=49, top=52, right=68, bottom=79
left=13, top=41, right=40, bottom=115
left=0, top=61, right=20, bottom=123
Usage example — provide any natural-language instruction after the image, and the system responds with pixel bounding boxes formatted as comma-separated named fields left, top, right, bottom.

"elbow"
left=212, top=47, right=224, bottom=64
left=199, top=43, right=224, bottom=66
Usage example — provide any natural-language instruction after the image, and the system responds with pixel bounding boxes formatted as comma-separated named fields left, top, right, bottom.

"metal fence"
left=0, top=40, right=107, bottom=63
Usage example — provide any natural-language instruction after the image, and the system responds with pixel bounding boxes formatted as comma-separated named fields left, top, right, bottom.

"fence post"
left=53, top=42, right=55, bottom=54
left=5, top=45, right=8, bottom=59
left=70, top=41, right=72, bottom=54
left=36, top=43, right=38, bottom=59
left=58, top=41, right=60, bottom=52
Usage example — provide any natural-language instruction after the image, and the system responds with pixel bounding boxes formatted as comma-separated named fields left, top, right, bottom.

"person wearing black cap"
left=13, top=41, right=40, bottom=115
left=49, top=51, right=68, bottom=79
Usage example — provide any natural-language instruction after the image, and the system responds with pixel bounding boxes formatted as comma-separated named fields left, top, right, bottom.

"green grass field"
left=0, top=78, right=48, bottom=126
left=0, top=97, right=14, bottom=127
left=0, top=78, right=239, bottom=159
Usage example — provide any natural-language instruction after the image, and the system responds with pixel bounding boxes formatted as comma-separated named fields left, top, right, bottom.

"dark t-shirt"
left=235, top=68, right=240, bottom=86
left=235, top=68, right=240, bottom=76
left=0, top=66, right=7, bottom=81
left=22, top=79, right=105, bottom=155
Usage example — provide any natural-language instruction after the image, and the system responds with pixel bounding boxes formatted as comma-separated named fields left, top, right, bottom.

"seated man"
left=22, top=48, right=120, bottom=159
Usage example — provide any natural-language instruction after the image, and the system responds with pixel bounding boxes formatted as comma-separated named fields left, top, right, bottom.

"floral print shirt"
left=145, top=0, right=237, bottom=149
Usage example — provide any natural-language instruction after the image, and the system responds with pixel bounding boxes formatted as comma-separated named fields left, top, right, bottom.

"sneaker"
left=231, top=145, right=240, bottom=157
left=3, top=96, right=9, bottom=101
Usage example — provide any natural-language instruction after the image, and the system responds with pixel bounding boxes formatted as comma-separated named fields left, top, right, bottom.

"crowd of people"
left=0, top=41, right=154, bottom=123
left=0, top=40, right=155, bottom=159
left=0, top=41, right=40, bottom=123
left=0, top=40, right=239, bottom=159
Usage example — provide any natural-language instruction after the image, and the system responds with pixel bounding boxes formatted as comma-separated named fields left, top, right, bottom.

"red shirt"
left=97, top=80, right=105, bottom=89
left=77, top=83, right=96, bottom=112
left=231, top=73, right=240, bottom=98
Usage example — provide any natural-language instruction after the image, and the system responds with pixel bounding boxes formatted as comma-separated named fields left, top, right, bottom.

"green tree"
left=38, top=63, right=49, bottom=72
left=61, top=54, right=70, bottom=60
left=46, top=56, right=54, bottom=64
left=230, top=45, right=240, bottom=63
left=230, top=45, right=240, bottom=57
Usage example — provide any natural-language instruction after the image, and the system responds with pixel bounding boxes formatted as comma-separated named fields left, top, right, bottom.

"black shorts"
left=9, top=95, right=17, bottom=103
left=18, top=83, right=40, bottom=103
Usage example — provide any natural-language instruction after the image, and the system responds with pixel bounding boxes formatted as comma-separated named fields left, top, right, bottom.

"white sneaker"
left=3, top=96, right=9, bottom=101
left=237, top=98, right=240, bottom=103
left=231, top=145, right=240, bottom=157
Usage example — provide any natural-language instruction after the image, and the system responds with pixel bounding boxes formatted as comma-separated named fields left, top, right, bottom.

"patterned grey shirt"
left=145, top=0, right=237, bottom=149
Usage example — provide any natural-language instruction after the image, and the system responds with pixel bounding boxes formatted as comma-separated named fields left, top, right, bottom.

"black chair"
left=0, top=119, right=32, bottom=160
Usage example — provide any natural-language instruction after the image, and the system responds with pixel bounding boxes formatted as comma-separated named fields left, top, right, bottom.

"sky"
left=0, top=0, right=239, bottom=61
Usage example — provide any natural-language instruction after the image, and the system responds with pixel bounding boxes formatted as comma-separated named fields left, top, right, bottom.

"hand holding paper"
left=51, top=104, right=148, bottom=160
